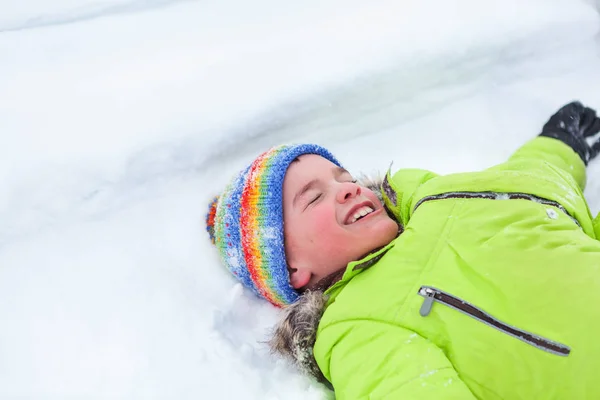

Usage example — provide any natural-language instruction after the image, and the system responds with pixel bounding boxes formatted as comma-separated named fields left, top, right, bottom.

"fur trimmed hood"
left=269, top=174, right=386, bottom=383
left=269, top=290, right=329, bottom=382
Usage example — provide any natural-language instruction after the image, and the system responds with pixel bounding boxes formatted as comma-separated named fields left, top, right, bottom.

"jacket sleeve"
left=505, top=136, right=587, bottom=191
left=314, top=320, right=476, bottom=399
left=492, top=136, right=597, bottom=238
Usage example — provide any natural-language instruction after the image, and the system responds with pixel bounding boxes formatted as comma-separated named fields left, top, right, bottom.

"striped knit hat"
left=206, top=144, right=341, bottom=307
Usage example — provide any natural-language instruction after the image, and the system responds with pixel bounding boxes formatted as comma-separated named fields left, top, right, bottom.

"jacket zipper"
left=418, top=286, right=571, bottom=357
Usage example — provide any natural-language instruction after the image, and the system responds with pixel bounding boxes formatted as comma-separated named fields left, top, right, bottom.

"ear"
left=288, top=264, right=312, bottom=289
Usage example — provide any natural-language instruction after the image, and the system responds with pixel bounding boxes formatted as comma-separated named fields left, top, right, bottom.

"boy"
left=206, top=101, right=600, bottom=399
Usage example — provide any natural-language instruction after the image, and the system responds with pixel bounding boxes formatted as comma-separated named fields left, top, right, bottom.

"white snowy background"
left=1, top=0, right=600, bottom=398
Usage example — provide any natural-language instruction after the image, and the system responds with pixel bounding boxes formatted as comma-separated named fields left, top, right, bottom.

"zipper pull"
left=419, top=287, right=436, bottom=317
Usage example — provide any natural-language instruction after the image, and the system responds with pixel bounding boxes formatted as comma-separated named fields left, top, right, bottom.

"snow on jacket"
left=271, top=136, right=600, bottom=399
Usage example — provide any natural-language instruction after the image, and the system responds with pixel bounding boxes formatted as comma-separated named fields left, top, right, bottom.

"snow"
left=1, top=0, right=600, bottom=398
left=547, top=209, right=559, bottom=220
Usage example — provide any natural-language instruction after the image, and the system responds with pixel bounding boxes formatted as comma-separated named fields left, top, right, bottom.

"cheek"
left=286, top=204, right=339, bottom=250
left=294, top=203, right=341, bottom=248
left=303, top=205, right=350, bottom=257
left=309, top=204, right=338, bottom=233
left=363, top=187, right=383, bottom=207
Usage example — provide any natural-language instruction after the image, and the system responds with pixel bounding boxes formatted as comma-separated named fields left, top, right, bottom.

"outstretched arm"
left=509, top=101, right=600, bottom=191
left=539, top=101, right=600, bottom=166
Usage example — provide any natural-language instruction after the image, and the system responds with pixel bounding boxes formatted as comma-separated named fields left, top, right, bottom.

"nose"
left=336, top=181, right=361, bottom=203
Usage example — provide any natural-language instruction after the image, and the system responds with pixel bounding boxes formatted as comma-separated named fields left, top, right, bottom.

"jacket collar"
left=323, top=240, right=395, bottom=303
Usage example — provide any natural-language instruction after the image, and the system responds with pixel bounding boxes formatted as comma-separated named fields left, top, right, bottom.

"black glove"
left=539, top=101, right=600, bottom=165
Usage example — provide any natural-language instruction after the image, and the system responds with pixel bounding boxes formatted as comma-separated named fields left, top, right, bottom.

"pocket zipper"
left=418, top=286, right=571, bottom=357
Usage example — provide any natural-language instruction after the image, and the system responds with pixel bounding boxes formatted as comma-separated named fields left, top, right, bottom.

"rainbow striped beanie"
left=206, top=144, right=341, bottom=307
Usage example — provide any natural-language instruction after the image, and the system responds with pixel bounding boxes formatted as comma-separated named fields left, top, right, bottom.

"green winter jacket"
left=313, top=137, right=600, bottom=399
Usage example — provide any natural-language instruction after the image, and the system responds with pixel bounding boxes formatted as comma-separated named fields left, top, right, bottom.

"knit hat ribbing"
left=206, top=144, right=341, bottom=307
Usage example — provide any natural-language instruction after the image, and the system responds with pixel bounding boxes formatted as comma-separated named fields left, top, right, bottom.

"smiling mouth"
left=346, top=203, right=377, bottom=224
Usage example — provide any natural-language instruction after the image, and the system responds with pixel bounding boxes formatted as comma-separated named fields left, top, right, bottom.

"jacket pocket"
left=418, top=286, right=571, bottom=356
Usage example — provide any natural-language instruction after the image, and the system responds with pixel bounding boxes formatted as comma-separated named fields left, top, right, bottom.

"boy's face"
left=282, top=154, right=399, bottom=290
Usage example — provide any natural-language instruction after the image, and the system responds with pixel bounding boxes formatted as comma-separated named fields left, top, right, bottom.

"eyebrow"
left=292, top=166, right=351, bottom=208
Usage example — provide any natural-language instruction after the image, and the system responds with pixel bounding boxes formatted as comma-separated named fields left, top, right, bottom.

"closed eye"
left=306, top=193, right=322, bottom=208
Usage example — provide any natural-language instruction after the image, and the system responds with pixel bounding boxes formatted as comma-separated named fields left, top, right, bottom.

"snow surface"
left=1, top=0, right=600, bottom=398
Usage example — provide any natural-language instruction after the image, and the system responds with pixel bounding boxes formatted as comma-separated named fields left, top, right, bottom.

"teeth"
left=349, top=206, right=374, bottom=223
